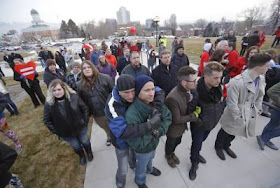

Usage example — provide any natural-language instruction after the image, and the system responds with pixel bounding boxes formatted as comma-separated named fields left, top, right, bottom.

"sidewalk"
left=84, top=52, right=280, bottom=188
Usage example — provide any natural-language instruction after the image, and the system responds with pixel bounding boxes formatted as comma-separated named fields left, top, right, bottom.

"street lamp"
left=153, top=16, right=160, bottom=47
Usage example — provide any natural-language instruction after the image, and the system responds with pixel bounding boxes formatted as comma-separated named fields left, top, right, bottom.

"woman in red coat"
left=198, top=43, right=212, bottom=76
left=105, top=49, right=117, bottom=68
left=234, top=46, right=260, bottom=77
left=257, top=31, right=266, bottom=47
left=227, top=42, right=239, bottom=78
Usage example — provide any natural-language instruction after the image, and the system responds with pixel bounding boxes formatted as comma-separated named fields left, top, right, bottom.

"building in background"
left=22, top=9, right=58, bottom=42
left=117, top=6, right=130, bottom=25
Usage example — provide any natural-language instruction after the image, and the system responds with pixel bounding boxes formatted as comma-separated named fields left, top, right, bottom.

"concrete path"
left=84, top=52, right=280, bottom=188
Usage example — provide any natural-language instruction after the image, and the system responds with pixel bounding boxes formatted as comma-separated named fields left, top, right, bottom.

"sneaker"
left=256, top=136, right=265, bottom=150
left=198, top=154, right=206, bottom=164
left=165, top=155, right=176, bottom=168
left=266, top=141, right=279, bottom=150
left=261, top=112, right=271, bottom=118
left=9, top=174, right=23, bottom=188
left=172, top=153, right=180, bottom=165
left=216, top=149, right=225, bottom=160
left=15, top=144, right=23, bottom=154
left=106, top=138, right=112, bottom=146
left=150, top=167, right=161, bottom=176
left=224, top=148, right=237, bottom=158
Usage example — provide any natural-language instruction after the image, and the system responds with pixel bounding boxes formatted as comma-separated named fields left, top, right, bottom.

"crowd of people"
left=1, top=30, right=280, bottom=188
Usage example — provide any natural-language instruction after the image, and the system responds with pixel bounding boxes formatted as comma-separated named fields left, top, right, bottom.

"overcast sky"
left=0, top=0, right=274, bottom=25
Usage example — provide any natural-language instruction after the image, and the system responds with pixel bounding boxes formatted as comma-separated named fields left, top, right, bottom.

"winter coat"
left=77, top=73, right=113, bottom=117
left=233, top=57, right=246, bottom=77
left=4, top=53, right=23, bottom=70
left=220, top=69, right=265, bottom=137
left=171, top=52, right=190, bottom=69
left=196, top=77, right=225, bottom=131
left=65, top=71, right=81, bottom=91
left=121, top=64, right=150, bottom=78
left=125, top=98, right=172, bottom=153
left=110, top=44, right=119, bottom=58
left=38, top=50, right=54, bottom=62
left=90, top=50, right=103, bottom=66
left=105, top=55, right=117, bottom=68
left=117, top=56, right=130, bottom=74
left=55, top=55, right=66, bottom=69
left=165, top=85, right=198, bottom=138
left=151, top=63, right=178, bottom=96
left=105, top=86, right=153, bottom=150
left=97, top=63, right=117, bottom=82
left=267, top=82, right=280, bottom=108
left=257, top=34, right=266, bottom=47
left=198, top=51, right=210, bottom=77
left=0, top=142, right=18, bottom=188
left=13, top=69, right=40, bottom=90
left=44, top=94, right=89, bottom=137
left=43, top=68, right=65, bottom=88
left=228, top=50, right=239, bottom=78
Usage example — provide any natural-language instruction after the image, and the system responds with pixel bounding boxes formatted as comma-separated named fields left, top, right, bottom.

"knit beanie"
left=135, top=75, right=154, bottom=95
left=175, top=45, right=184, bottom=52
left=117, top=74, right=135, bottom=91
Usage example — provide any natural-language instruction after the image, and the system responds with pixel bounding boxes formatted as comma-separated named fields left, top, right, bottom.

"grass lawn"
left=0, top=36, right=279, bottom=187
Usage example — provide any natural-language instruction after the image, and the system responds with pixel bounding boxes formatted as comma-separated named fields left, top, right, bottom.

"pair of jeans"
left=261, top=109, right=280, bottom=143
left=4, top=94, right=18, bottom=114
left=61, top=126, right=91, bottom=152
left=190, top=124, right=210, bottom=163
left=134, top=150, right=155, bottom=185
left=115, top=148, right=136, bottom=188
left=165, top=136, right=182, bottom=156
left=215, top=128, right=235, bottom=149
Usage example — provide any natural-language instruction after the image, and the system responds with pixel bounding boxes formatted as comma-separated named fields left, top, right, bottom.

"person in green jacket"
left=125, top=75, right=172, bottom=188
left=257, top=81, right=280, bottom=150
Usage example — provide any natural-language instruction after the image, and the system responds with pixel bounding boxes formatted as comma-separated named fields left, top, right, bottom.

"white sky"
left=0, top=0, right=274, bottom=25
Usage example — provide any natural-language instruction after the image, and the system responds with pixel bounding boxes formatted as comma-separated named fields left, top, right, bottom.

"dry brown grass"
left=0, top=83, right=93, bottom=188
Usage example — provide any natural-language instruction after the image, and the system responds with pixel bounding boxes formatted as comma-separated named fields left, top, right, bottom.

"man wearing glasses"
left=164, top=66, right=200, bottom=168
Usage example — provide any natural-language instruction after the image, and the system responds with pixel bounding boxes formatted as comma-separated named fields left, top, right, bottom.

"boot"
left=165, top=154, right=176, bottom=168
left=172, top=153, right=180, bottom=164
left=189, top=163, right=198, bottom=180
left=216, top=149, right=225, bottom=160
left=85, top=146, right=94, bottom=162
left=76, top=150, right=87, bottom=165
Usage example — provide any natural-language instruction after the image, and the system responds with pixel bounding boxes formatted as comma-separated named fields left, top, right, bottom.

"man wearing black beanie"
left=105, top=74, right=162, bottom=188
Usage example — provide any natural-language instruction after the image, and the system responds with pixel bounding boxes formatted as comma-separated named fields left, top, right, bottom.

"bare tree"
left=194, top=19, right=207, bottom=29
left=240, top=6, right=264, bottom=30
left=268, top=0, right=280, bottom=33
left=83, top=20, right=95, bottom=39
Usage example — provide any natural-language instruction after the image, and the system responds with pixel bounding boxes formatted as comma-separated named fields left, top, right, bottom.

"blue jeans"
left=134, top=150, right=155, bottom=185
left=115, top=148, right=136, bottom=188
left=61, top=126, right=91, bottom=152
left=261, top=109, right=280, bottom=143
left=5, top=93, right=18, bottom=114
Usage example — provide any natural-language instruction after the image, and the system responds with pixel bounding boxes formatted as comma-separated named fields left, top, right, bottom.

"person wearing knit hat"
left=125, top=74, right=172, bottom=188
left=105, top=74, right=163, bottom=188
left=135, top=75, right=154, bottom=96
left=171, top=44, right=190, bottom=70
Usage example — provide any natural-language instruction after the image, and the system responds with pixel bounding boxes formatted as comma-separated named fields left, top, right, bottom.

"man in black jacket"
left=151, top=50, right=178, bottom=96
left=117, top=48, right=130, bottom=75
left=189, top=62, right=225, bottom=180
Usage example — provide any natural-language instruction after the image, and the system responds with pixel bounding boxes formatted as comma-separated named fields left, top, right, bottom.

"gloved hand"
left=147, top=113, right=161, bottom=130
left=151, top=129, right=159, bottom=139
left=194, top=106, right=201, bottom=118
left=19, top=75, right=25, bottom=80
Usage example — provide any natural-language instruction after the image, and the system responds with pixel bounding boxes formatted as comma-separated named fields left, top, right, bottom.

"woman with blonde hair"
left=43, top=79, right=92, bottom=165
left=77, top=60, right=114, bottom=146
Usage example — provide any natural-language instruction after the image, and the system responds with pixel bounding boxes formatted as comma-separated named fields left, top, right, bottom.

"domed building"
left=22, top=9, right=58, bottom=42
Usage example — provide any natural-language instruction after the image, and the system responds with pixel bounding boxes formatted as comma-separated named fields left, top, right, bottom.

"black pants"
left=271, top=37, right=280, bottom=47
left=240, top=45, right=247, bottom=56
left=190, top=124, right=210, bottom=164
left=165, top=136, right=182, bottom=156
left=22, top=80, right=45, bottom=107
left=215, top=128, right=235, bottom=149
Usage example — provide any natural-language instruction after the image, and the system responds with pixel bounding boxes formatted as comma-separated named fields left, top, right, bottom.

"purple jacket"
left=97, top=63, right=116, bottom=82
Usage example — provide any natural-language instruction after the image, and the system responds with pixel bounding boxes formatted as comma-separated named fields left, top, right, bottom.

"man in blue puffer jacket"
left=105, top=74, right=163, bottom=188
